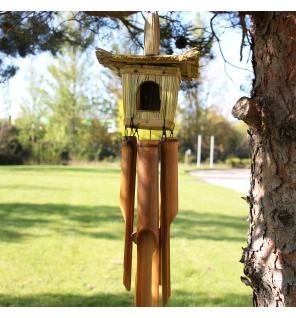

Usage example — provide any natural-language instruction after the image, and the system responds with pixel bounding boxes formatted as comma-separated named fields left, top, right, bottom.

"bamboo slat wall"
left=121, top=66, right=181, bottom=130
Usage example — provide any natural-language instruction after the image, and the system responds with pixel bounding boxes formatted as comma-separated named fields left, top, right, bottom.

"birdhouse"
left=96, top=13, right=199, bottom=131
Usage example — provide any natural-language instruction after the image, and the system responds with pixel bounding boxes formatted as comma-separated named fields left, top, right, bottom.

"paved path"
left=189, top=169, right=251, bottom=194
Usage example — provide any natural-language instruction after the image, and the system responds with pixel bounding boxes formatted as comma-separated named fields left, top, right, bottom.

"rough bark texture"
left=232, top=96, right=262, bottom=129
left=237, top=12, right=296, bottom=306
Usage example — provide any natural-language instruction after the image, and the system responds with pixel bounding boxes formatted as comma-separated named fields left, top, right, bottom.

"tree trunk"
left=233, top=12, right=296, bottom=306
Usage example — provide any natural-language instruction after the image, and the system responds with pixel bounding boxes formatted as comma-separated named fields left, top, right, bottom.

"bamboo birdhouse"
left=96, top=12, right=199, bottom=307
left=96, top=13, right=199, bottom=131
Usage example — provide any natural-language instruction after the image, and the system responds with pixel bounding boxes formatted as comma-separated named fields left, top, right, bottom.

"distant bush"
left=225, top=156, right=251, bottom=168
left=0, top=120, right=26, bottom=165
left=0, top=153, right=23, bottom=165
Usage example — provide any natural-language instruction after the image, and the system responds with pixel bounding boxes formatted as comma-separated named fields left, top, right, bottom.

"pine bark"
left=234, top=12, right=296, bottom=306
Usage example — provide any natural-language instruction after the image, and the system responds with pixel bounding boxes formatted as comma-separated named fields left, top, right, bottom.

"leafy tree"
left=33, top=45, right=120, bottom=162
left=15, top=66, right=48, bottom=162
left=43, top=46, right=100, bottom=160
left=232, top=121, right=250, bottom=159
left=80, top=118, right=119, bottom=161
left=0, top=11, right=213, bottom=82
left=178, top=103, right=246, bottom=163
left=0, top=119, right=25, bottom=164
left=0, top=11, right=93, bottom=82
left=11, top=45, right=121, bottom=163
left=177, top=84, right=249, bottom=163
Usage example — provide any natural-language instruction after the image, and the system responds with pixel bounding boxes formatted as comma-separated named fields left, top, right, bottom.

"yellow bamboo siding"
left=122, top=68, right=180, bottom=130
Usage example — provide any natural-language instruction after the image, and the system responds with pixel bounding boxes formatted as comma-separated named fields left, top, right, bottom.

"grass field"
left=0, top=164, right=252, bottom=306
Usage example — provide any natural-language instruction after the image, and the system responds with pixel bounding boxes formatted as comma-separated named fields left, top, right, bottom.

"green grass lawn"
left=0, top=164, right=252, bottom=306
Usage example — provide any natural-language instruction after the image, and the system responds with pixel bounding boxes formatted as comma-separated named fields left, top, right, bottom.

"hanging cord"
left=162, top=126, right=167, bottom=140
left=130, top=116, right=139, bottom=139
left=170, top=123, right=175, bottom=138
left=124, top=126, right=129, bottom=140
left=130, top=116, right=135, bottom=137
left=162, top=103, right=167, bottom=141
left=135, top=128, right=139, bottom=140
left=162, top=87, right=167, bottom=141
left=162, top=95, right=167, bottom=140
left=162, top=103, right=167, bottom=140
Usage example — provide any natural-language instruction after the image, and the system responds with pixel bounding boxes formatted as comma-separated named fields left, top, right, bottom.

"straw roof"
left=96, top=48, right=199, bottom=80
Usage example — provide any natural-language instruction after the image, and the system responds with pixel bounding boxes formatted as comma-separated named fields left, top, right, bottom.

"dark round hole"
left=138, top=81, right=161, bottom=111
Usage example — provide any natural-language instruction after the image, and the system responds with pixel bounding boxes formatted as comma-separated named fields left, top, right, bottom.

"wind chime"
left=96, top=12, right=199, bottom=306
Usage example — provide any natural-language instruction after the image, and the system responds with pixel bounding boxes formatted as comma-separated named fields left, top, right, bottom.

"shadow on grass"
left=170, top=290, right=252, bottom=307
left=0, top=203, right=123, bottom=242
left=0, top=290, right=251, bottom=307
left=0, top=292, right=133, bottom=307
left=0, top=203, right=247, bottom=243
left=0, top=184, right=69, bottom=191
left=173, top=210, right=248, bottom=242
left=0, top=166, right=120, bottom=174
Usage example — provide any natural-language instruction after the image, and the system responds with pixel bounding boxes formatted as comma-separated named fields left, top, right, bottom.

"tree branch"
left=85, top=11, right=138, bottom=18
left=210, top=13, right=252, bottom=73
left=232, top=96, right=262, bottom=128
left=238, top=12, right=252, bottom=62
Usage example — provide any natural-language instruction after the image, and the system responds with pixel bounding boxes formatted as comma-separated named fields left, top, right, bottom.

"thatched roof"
left=96, top=48, right=199, bottom=80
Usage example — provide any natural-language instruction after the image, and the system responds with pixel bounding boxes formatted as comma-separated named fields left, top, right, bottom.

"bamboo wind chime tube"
left=136, top=140, right=160, bottom=306
left=119, top=136, right=137, bottom=291
left=160, top=138, right=179, bottom=306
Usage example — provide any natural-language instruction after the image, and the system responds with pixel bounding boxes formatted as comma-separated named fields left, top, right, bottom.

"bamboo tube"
left=160, top=138, right=178, bottom=305
left=119, top=136, right=137, bottom=291
left=136, top=140, right=160, bottom=307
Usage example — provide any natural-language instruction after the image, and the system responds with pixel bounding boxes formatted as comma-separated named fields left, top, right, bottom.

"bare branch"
left=85, top=11, right=138, bottom=18
left=0, top=11, right=10, bottom=16
left=238, top=12, right=252, bottom=62
left=210, top=13, right=252, bottom=73
left=232, top=96, right=262, bottom=128
left=117, top=16, right=143, bottom=33
left=4, top=11, right=34, bottom=32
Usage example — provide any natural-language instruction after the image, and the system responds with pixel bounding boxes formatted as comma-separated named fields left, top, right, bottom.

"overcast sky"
left=0, top=11, right=253, bottom=121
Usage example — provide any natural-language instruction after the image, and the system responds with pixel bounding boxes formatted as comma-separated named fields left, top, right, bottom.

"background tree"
left=0, top=119, right=25, bottom=164
left=15, top=66, right=48, bottom=163
left=44, top=47, right=100, bottom=161
left=12, top=46, right=121, bottom=163
left=81, top=118, right=119, bottom=161
left=178, top=86, right=249, bottom=163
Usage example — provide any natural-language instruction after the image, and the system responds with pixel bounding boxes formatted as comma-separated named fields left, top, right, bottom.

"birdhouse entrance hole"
left=137, top=81, right=161, bottom=112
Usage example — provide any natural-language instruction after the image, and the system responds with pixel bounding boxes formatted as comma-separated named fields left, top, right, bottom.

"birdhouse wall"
left=121, top=66, right=181, bottom=130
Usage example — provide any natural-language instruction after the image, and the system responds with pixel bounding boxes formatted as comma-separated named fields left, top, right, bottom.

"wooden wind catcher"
left=96, top=12, right=199, bottom=306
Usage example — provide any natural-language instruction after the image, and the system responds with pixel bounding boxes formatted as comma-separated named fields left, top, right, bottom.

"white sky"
left=2, top=0, right=293, bottom=11
left=198, top=12, right=253, bottom=120
left=0, top=11, right=253, bottom=121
